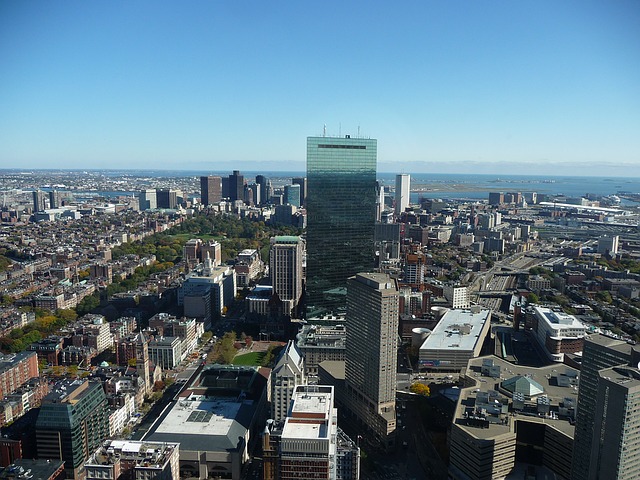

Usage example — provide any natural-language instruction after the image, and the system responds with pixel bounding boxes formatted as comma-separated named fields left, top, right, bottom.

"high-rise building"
left=588, top=365, right=640, bottom=480
left=223, top=170, right=244, bottom=202
left=36, top=380, right=109, bottom=479
left=200, top=176, right=222, bottom=205
left=344, top=273, right=398, bottom=448
left=598, top=234, right=619, bottom=255
left=49, top=190, right=60, bottom=209
left=292, top=177, right=307, bottom=206
left=306, top=136, right=377, bottom=315
left=247, top=182, right=260, bottom=206
left=138, top=189, right=157, bottom=210
left=571, top=334, right=634, bottom=480
left=256, top=175, right=272, bottom=205
left=283, top=184, right=301, bottom=207
left=394, top=174, right=410, bottom=216
left=375, top=180, right=385, bottom=221
left=270, top=236, right=304, bottom=317
left=32, top=190, right=47, bottom=212
left=155, top=189, right=179, bottom=209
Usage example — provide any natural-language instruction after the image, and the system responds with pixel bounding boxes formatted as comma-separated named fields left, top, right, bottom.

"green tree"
left=76, top=293, right=100, bottom=315
left=596, top=291, right=613, bottom=304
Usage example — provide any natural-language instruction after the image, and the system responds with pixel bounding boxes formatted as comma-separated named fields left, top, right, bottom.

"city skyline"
left=1, top=1, right=639, bottom=175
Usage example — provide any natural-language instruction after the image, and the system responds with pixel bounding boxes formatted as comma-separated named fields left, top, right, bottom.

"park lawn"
left=232, top=352, right=265, bottom=366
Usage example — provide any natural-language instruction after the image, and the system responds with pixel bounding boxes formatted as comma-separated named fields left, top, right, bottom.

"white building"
left=179, top=254, right=236, bottom=320
left=419, top=308, right=491, bottom=371
left=443, top=284, right=470, bottom=309
left=529, top=306, right=587, bottom=362
left=395, top=174, right=410, bottom=216
left=148, top=336, right=182, bottom=370
left=271, top=340, right=305, bottom=422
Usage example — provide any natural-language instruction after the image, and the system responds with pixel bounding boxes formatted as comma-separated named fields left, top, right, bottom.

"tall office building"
left=156, top=189, right=179, bottom=209
left=36, top=380, right=109, bottom=479
left=49, top=189, right=61, bottom=208
left=589, top=365, right=640, bottom=480
left=270, top=236, right=305, bottom=317
left=306, top=136, right=377, bottom=315
left=223, top=170, right=244, bottom=202
left=247, top=182, right=261, bottom=206
left=138, top=189, right=157, bottom=210
left=571, top=334, right=634, bottom=480
left=200, top=175, right=222, bottom=205
left=292, top=177, right=307, bottom=206
left=344, top=273, right=398, bottom=448
left=256, top=175, right=272, bottom=205
left=394, top=174, right=410, bottom=216
left=375, top=180, right=385, bottom=221
left=32, top=189, right=47, bottom=212
left=598, top=234, right=620, bottom=255
left=283, top=184, right=301, bottom=207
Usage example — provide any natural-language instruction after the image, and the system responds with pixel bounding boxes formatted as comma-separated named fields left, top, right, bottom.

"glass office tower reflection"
left=305, top=135, right=377, bottom=316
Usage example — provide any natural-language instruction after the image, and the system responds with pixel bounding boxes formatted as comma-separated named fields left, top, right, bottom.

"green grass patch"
left=232, top=352, right=265, bottom=366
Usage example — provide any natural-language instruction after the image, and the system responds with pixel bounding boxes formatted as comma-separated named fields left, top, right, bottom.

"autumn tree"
left=410, top=383, right=431, bottom=396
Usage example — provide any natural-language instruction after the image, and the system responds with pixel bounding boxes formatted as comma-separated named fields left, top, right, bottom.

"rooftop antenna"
left=339, top=122, right=341, bottom=137
left=323, top=124, right=326, bottom=137
left=357, top=125, right=360, bottom=137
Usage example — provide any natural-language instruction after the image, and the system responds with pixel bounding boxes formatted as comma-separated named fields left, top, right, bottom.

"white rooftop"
left=154, top=394, right=244, bottom=437
left=419, top=308, right=491, bottom=352
left=533, top=306, right=585, bottom=330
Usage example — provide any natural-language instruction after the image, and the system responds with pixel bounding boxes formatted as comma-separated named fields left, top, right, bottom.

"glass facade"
left=305, top=136, right=377, bottom=315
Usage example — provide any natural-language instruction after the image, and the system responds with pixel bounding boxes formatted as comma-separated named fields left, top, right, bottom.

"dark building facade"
left=305, top=136, right=377, bottom=315
left=223, top=170, right=244, bottom=202
left=35, top=380, right=109, bottom=480
left=200, top=176, right=222, bottom=206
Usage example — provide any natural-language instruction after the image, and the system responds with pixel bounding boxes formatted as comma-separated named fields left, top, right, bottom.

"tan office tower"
left=270, top=235, right=304, bottom=317
left=344, top=272, right=398, bottom=449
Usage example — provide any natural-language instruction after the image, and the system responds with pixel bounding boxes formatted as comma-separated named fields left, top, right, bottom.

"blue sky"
left=1, top=1, right=639, bottom=175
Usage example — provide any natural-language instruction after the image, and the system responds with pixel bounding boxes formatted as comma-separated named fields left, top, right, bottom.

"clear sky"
left=1, top=1, right=639, bottom=175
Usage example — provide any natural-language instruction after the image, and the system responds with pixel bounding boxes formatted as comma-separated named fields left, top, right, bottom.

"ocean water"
left=63, top=170, right=640, bottom=203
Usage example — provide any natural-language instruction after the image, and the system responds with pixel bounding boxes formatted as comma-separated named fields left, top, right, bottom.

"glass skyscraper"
left=305, top=135, right=377, bottom=315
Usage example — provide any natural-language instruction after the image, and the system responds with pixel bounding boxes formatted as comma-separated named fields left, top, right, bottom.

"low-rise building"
left=296, top=324, right=346, bottom=377
left=144, top=364, right=269, bottom=480
left=419, top=308, right=491, bottom=371
left=85, top=440, right=179, bottom=480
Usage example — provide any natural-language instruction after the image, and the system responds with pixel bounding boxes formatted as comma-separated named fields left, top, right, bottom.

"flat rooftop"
left=155, top=394, right=243, bottom=437
left=453, top=355, right=578, bottom=440
left=144, top=392, right=256, bottom=452
left=282, top=390, right=333, bottom=441
left=533, top=306, right=585, bottom=330
left=420, top=308, right=491, bottom=352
